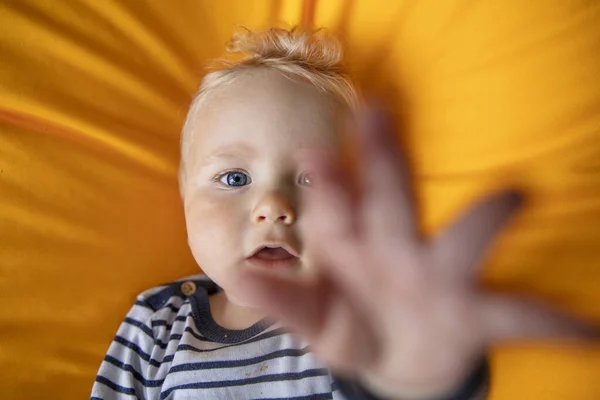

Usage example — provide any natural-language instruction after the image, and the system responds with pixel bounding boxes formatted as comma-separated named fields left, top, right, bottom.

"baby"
left=91, top=27, right=597, bottom=400
left=91, top=27, right=363, bottom=400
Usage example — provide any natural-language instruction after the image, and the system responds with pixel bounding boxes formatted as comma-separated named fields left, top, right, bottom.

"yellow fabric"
left=1, top=1, right=599, bottom=398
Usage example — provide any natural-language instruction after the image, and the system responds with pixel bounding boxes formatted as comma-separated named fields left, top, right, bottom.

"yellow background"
left=1, top=1, right=599, bottom=398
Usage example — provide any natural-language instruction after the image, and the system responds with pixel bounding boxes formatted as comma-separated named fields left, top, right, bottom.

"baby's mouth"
left=253, top=246, right=295, bottom=260
left=247, top=245, right=299, bottom=269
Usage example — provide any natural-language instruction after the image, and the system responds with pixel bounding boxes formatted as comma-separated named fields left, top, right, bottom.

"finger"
left=226, top=268, right=379, bottom=374
left=225, top=268, right=329, bottom=341
left=302, top=152, right=356, bottom=243
left=302, top=153, right=370, bottom=294
left=356, top=103, right=417, bottom=240
left=431, top=191, right=522, bottom=283
left=479, top=293, right=599, bottom=344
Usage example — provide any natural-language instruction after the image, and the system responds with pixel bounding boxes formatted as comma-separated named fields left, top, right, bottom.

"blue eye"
left=219, top=171, right=251, bottom=187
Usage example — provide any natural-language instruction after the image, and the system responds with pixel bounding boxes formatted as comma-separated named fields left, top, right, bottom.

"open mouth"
left=247, top=245, right=299, bottom=269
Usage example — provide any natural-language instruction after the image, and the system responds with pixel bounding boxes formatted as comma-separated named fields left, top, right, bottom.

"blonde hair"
left=179, top=26, right=358, bottom=190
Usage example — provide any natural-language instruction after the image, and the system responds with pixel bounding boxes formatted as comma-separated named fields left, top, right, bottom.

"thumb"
left=431, top=191, right=523, bottom=283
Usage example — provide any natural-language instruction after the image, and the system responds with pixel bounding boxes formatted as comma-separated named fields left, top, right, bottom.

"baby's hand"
left=228, top=105, right=598, bottom=400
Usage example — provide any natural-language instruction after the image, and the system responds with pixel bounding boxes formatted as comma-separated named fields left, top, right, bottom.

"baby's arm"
left=91, top=296, right=157, bottom=400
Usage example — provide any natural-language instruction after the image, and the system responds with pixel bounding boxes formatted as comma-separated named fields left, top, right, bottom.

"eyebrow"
left=199, top=143, right=256, bottom=165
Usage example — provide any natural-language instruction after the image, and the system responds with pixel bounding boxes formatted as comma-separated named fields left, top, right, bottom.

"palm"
left=228, top=106, right=596, bottom=399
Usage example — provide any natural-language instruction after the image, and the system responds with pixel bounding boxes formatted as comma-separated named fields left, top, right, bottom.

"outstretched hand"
left=227, top=105, right=597, bottom=400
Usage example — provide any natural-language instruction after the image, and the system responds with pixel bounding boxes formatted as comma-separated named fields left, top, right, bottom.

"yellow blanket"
left=1, top=1, right=599, bottom=398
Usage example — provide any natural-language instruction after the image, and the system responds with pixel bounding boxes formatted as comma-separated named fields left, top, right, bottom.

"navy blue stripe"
left=150, top=317, right=215, bottom=345
left=163, top=354, right=174, bottom=363
left=124, top=317, right=154, bottom=339
left=177, top=328, right=286, bottom=354
left=151, top=314, right=189, bottom=330
left=134, top=299, right=182, bottom=315
left=151, top=320, right=173, bottom=329
left=113, top=335, right=162, bottom=368
left=90, top=397, right=103, bottom=400
left=169, top=333, right=183, bottom=342
left=155, top=337, right=170, bottom=349
left=113, top=335, right=150, bottom=362
left=155, top=328, right=197, bottom=350
left=150, top=322, right=214, bottom=344
left=160, top=368, right=330, bottom=399
left=104, top=355, right=163, bottom=387
left=96, top=375, right=136, bottom=395
left=149, top=322, right=271, bottom=354
left=165, top=302, right=182, bottom=313
left=122, top=318, right=177, bottom=350
left=253, top=393, right=333, bottom=400
left=134, top=299, right=154, bottom=311
left=184, top=326, right=215, bottom=342
left=169, top=347, right=309, bottom=373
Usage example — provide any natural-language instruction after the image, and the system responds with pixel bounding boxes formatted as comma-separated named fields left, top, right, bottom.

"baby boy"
left=91, top=27, right=365, bottom=400
left=91, top=27, right=595, bottom=400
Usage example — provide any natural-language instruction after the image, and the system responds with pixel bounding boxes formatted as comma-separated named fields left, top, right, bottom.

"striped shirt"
left=91, top=274, right=346, bottom=400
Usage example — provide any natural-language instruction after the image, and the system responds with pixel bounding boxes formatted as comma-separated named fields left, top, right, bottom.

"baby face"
left=182, top=69, right=345, bottom=306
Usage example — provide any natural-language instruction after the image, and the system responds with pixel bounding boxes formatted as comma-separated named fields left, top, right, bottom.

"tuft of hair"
left=179, top=26, right=358, bottom=193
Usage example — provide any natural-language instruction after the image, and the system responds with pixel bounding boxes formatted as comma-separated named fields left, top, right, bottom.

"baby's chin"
left=215, top=261, right=313, bottom=305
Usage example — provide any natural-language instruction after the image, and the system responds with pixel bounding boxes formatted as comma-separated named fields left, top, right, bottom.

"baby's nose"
left=252, top=192, right=295, bottom=225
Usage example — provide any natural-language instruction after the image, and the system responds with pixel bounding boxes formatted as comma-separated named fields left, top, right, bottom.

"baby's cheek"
left=187, top=205, right=227, bottom=249
left=184, top=195, right=246, bottom=270
left=186, top=192, right=229, bottom=228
